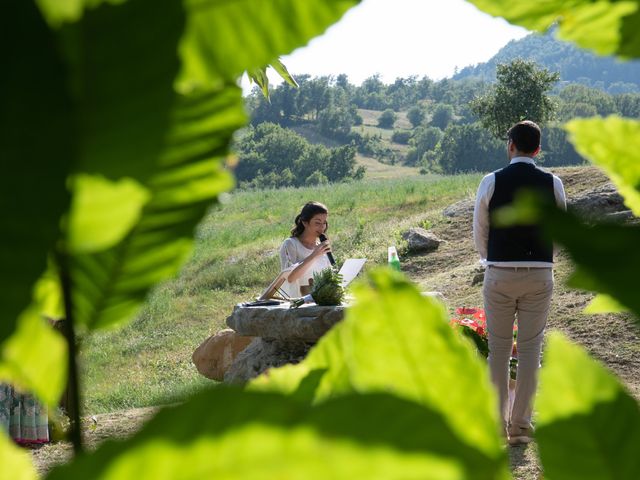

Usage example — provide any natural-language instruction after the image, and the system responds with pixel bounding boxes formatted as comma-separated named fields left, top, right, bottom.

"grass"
left=79, top=173, right=481, bottom=414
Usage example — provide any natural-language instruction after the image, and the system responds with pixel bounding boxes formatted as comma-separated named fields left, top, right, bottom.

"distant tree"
left=558, top=84, right=616, bottom=117
left=430, top=104, right=454, bottom=130
left=306, top=170, right=329, bottom=185
left=404, top=126, right=443, bottom=166
left=378, top=109, right=397, bottom=129
left=391, top=130, right=412, bottom=144
left=541, top=124, right=586, bottom=167
left=615, top=93, right=640, bottom=117
left=407, top=105, right=426, bottom=127
left=235, top=123, right=362, bottom=188
left=318, top=106, right=355, bottom=141
left=471, top=59, right=559, bottom=139
left=437, top=123, right=505, bottom=173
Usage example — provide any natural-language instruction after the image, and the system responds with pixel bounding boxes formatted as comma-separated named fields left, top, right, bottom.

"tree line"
left=236, top=59, right=640, bottom=184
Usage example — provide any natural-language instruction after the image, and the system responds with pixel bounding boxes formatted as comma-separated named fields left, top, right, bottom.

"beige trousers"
left=483, top=266, right=554, bottom=429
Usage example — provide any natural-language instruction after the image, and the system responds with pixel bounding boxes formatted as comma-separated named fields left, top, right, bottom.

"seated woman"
left=279, top=201, right=333, bottom=298
left=0, top=383, right=49, bottom=447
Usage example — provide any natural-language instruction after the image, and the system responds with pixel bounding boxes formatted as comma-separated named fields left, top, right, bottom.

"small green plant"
left=311, top=268, right=345, bottom=306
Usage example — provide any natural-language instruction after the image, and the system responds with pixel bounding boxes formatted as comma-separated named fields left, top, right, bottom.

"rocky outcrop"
left=568, top=183, right=627, bottom=220
left=223, top=338, right=312, bottom=384
left=192, top=329, right=255, bottom=381
left=443, top=199, right=474, bottom=218
left=226, top=304, right=345, bottom=342
left=402, top=227, right=443, bottom=253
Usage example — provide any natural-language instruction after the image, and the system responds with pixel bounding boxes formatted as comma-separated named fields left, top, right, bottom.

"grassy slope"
left=80, top=173, right=481, bottom=413
left=81, top=165, right=639, bottom=416
left=36, top=165, right=639, bottom=479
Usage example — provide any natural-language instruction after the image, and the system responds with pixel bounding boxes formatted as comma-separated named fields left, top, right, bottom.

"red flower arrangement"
left=450, top=307, right=518, bottom=378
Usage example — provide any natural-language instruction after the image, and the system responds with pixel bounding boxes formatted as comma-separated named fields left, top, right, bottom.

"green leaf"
left=536, top=332, right=640, bottom=479
left=0, top=431, right=37, bottom=480
left=45, top=388, right=503, bottom=480
left=178, top=0, right=361, bottom=89
left=0, top=309, right=67, bottom=407
left=465, top=0, right=640, bottom=57
left=534, top=201, right=640, bottom=325
left=58, top=0, right=185, bottom=182
left=252, top=269, right=508, bottom=477
left=565, top=116, right=640, bottom=217
left=583, top=294, right=628, bottom=314
left=271, top=58, right=299, bottom=88
left=247, top=67, right=271, bottom=99
left=0, top=0, right=73, bottom=343
left=68, top=175, right=150, bottom=254
left=69, top=88, right=242, bottom=330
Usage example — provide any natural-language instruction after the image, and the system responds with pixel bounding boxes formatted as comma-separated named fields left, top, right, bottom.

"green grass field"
left=80, top=173, right=481, bottom=413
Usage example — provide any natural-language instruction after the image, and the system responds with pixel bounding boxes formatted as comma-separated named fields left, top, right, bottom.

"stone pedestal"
left=222, top=303, right=345, bottom=383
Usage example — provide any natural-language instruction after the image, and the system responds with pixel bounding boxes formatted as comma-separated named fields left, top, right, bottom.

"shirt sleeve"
left=553, top=175, right=567, bottom=211
left=279, top=238, right=300, bottom=277
left=473, top=173, right=494, bottom=261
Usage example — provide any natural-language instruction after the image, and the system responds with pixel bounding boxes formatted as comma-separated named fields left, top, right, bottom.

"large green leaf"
left=52, top=0, right=358, bottom=332
left=45, top=389, right=502, bottom=480
left=503, top=194, right=640, bottom=326
left=565, top=116, right=640, bottom=217
left=69, top=88, right=241, bottom=330
left=0, top=0, right=73, bottom=343
left=536, top=332, right=640, bottom=479
left=178, top=0, right=360, bottom=89
left=465, top=0, right=640, bottom=57
left=252, top=269, right=508, bottom=478
left=0, top=431, right=37, bottom=480
left=68, top=175, right=151, bottom=254
left=0, top=308, right=67, bottom=407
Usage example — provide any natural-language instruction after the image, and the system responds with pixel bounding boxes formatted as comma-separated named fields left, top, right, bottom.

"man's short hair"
left=507, top=120, right=541, bottom=154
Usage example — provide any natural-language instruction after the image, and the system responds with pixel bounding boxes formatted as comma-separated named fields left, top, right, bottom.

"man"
left=473, top=120, right=566, bottom=445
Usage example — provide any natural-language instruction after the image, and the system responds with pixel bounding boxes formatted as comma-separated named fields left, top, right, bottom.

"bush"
left=407, top=105, right=426, bottom=127
left=391, top=130, right=411, bottom=144
left=377, top=109, right=397, bottom=129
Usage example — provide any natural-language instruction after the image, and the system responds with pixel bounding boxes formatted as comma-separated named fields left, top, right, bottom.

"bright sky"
left=255, top=0, right=529, bottom=88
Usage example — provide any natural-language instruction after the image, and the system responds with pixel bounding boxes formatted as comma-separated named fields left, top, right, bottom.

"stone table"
left=223, top=303, right=345, bottom=383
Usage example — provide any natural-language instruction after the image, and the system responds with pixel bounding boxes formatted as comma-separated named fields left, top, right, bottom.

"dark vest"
left=487, top=162, right=555, bottom=262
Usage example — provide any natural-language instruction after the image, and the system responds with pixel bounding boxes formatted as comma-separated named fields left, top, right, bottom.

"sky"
left=253, top=0, right=530, bottom=88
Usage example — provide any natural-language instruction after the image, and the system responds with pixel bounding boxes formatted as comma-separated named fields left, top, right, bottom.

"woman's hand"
left=312, top=239, right=331, bottom=259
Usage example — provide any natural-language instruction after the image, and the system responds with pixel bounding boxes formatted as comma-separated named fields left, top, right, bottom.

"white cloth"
left=473, top=157, right=567, bottom=267
left=279, top=237, right=332, bottom=298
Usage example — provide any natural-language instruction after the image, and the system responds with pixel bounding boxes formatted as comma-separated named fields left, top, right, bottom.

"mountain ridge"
left=453, top=32, right=640, bottom=93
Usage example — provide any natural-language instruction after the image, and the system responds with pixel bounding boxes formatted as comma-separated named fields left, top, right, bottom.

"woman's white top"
left=279, top=237, right=332, bottom=298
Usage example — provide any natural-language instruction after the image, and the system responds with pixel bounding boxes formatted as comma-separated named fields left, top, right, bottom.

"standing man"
left=473, top=120, right=566, bottom=445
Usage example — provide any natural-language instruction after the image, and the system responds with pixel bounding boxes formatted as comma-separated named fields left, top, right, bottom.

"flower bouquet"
left=450, top=307, right=518, bottom=378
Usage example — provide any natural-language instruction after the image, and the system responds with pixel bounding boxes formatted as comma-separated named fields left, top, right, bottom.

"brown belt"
left=488, top=265, right=552, bottom=271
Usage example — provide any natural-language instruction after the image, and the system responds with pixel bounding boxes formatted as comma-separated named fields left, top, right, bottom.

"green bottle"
left=388, top=246, right=401, bottom=271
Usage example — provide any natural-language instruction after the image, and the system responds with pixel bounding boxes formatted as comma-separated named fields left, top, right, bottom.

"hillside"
left=32, top=166, right=640, bottom=479
left=455, top=31, right=640, bottom=93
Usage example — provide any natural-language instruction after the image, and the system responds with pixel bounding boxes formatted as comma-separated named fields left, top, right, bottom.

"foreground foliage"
left=2, top=0, right=640, bottom=478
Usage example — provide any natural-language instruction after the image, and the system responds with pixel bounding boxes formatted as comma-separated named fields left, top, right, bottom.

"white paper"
left=338, top=258, right=366, bottom=287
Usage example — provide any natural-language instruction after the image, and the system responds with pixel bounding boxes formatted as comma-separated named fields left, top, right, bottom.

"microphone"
left=318, top=234, right=336, bottom=266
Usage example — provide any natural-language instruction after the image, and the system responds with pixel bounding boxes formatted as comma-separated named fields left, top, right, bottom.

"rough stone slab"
left=226, top=304, right=345, bottom=342
left=224, top=338, right=312, bottom=384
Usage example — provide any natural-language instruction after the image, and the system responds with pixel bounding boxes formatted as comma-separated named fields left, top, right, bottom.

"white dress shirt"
left=473, top=157, right=567, bottom=268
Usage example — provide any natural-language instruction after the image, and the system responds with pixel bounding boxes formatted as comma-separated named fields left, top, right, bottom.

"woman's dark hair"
left=291, top=201, right=329, bottom=237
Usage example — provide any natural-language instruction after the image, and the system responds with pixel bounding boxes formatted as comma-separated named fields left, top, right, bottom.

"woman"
left=0, top=384, right=49, bottom=447
left=279, top=201, right=333, bottom=298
